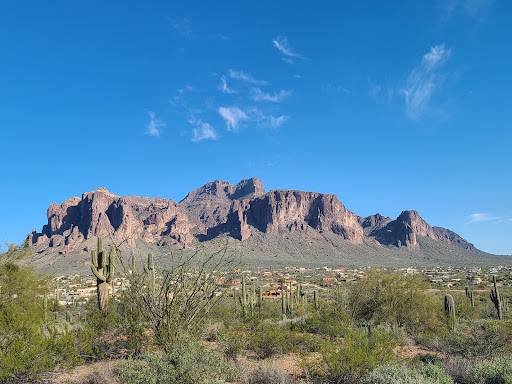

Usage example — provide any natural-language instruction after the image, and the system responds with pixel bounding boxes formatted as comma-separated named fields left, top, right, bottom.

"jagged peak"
left=82, top=187, right=118, bottom=199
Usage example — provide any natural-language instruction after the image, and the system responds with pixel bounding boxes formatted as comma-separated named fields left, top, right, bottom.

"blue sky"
left=1, top=1, right=511, bottom=255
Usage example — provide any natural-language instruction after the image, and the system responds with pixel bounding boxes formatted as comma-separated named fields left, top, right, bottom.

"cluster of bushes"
left=2, top=241, right=512, bottom=384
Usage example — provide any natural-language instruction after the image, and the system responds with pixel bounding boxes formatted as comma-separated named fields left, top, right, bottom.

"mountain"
left=24, top=178, right=508, bottom=273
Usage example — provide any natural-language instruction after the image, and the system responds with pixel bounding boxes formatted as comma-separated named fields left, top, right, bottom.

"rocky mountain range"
left=24, top=177, right=506, bottom=273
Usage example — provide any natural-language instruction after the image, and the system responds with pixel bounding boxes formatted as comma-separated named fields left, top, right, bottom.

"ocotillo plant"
left=144, top=252, right=156, bottom=296
left=90, top=237, right=115, bottom=311
left=444, top=294, right=456, bottom=330
left=490, top=276, right=503, bottom=320
left=465, top=286, right=475, bottom=307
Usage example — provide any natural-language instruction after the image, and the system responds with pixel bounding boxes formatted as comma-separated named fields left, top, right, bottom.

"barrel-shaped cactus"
left=90, top=237, right=115, bottom=311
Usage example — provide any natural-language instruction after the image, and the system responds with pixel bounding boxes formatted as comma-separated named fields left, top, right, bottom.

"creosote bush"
left=116, top=336, right=237, bottom=384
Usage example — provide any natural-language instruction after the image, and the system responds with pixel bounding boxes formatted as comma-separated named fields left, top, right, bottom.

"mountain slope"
left=23, top=178, right=508, bottom=273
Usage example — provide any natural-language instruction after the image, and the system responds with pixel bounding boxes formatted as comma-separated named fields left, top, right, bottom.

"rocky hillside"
left=25, top=177, right=507, bottom=273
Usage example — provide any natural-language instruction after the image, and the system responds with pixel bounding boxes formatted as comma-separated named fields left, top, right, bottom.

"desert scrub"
left=248, top=322, right=320, bottom=359
left=363, top=363, right=453, bottom=384
left=244, top=362, right=291, bottom=384
left=217, top=328, right=248, bottom=359
left=468, top=357, right=512, bottom=384
left=116, top=337, right=237, bottom=384
left=290, top=304, right=355, bottom=338
left=309, top=326, right=399, bottom=383
left=441, top=319, right=512, bottom=358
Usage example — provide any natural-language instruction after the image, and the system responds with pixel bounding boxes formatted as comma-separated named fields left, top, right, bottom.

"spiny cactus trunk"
left=490, top=276, right=503, bottom=320
left=444, top=294, right=456, bottom=330
left=97, top=280, right=109, bottom=311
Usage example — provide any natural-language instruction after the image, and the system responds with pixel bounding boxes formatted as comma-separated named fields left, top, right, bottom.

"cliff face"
left=225, top=190, right=364, bottom=243
left=27, top=188, right=192, bottom=249
left=178, top=177, right=265, bottom=232
left=26, top=178, right=475, bottom=256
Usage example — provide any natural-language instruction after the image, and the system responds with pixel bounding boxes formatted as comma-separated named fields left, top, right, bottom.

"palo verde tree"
left=90, top=237, right=115, bottom=311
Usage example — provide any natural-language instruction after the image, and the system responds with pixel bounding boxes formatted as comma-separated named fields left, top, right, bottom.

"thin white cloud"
left=469, top=213, right=498, bottom=224
left=192, top=122, right=217, bottom=142
left=269, top=115, right=289, bottom=128
left=219, top=75, right=236, bottom=94
left=272, top=36, right=304, bottom=59
left=442, top=0, right=493, bottom=20
left=400, top=43, right=451, bottom=119
left=145, top=111, right=165, bottom=137
left=252, top=88, right=292, bottom=102
left=228, top=69, right=268, bottom=85
left=218, top=106, right=248, bottom=132
left=171, top=18, right=192, bottom=37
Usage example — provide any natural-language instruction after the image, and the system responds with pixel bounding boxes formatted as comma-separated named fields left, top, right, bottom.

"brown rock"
left=226, top=190, right=363, bottom=243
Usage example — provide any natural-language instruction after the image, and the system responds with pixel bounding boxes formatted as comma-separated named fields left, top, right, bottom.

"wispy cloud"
left=469, top=213, right=499, bottom=223
left=191, top=121, right=217, bottom=142
left=269, top=115, right=289, bottom=128
left=228, top=69, right=268, bottom=85
left=401, top=43, right=451, bottom=119
left=252, top=88, right=292, bottom=102
left=145, top=111, right=165, bottom=137
left=171, top=18, right=192, bottom=37
left=218, top=106, right=248, bottom=132
left=219, top=75, right=236, bottom=94
left=323, top=83, right=350, bottom=94
left=441, top=0, right=493, bottom=20
left=272, top=36, right=304, bottom=62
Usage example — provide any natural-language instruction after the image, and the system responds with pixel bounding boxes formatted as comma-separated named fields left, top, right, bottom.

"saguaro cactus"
left=144, top=252, right=156, bottom=296
left=465, top=286, right=475, bottom=307
left=90, top=237, right=115, bottom=311
left=314, top=290, right=319, bottom=310
left=444, top=294, right=456, bottom=330
left=43, top=293, right=48, bottom=323
left=490, top=276, right=503, bottom=320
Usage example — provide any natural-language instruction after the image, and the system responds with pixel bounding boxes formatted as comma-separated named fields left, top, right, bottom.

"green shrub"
left=116, top=337, right=237, bottom=384
left=217, top=328, right=248, bottom=359
left=441, top=320, right=512, bottom=358
left=468, top=358, right=512, bottom=384
left=245, top=362, right=290, bottom=384
left=363, top=363, right=453, bottom=384
left=248, top=322, right=319, bottom=359
left=349, top=270, right=444, bottom=334
left=291, top=304, right=354, bottom=338
left=314, top=327, right=399, bottom=383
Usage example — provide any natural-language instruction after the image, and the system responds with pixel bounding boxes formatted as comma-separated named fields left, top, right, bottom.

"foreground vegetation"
left=1, top=240, right=512, bottom=383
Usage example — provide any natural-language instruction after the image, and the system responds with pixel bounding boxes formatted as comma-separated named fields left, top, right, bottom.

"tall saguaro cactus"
left=144, top=252, right=156, bottom=296
left=90, top=237, right=115, bottom=311
left=465, top=286, right=475, bottom=307
left=444, top=294, right=456, bottom=330
left=490, top=276, right=503, bottom=320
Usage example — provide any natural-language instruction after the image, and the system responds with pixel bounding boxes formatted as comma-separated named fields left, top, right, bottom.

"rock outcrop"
left=225, top=190, right=364, bottom=243
left=433, top=226, right=475, bottom=250
left=26, top=179, right=476, bottom=258
left=178, top=177, right=265, bottom=231
left=28, top=188, right=192, bottom=248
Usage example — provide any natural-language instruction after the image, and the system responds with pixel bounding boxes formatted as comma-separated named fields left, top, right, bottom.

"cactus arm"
left=106, top=247, right=115, bottom=283
left=91, top=250, right=98, bottom=268
left=91, top=264, right=107, bottom=281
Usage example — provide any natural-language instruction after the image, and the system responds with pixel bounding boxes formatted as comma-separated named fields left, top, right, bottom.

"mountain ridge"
left=24, top=177, right=507, bottom=273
